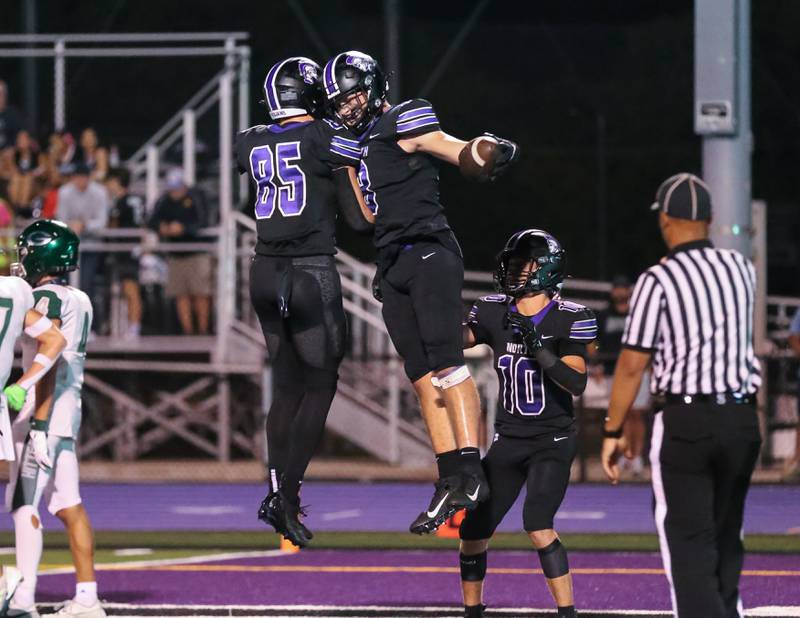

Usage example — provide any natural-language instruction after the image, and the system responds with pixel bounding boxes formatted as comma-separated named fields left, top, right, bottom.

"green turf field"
left=3, top=531, right=797, bottom=556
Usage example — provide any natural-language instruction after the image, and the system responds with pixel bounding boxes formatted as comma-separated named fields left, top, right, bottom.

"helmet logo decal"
left=345, top=54, right=375, bottom=73
left=298, top=61, right=319, bottom=85
left=27, top=231, right=53, bottom=247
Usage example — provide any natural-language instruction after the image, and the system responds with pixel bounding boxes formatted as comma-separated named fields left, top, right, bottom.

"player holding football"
left=458, top=230, right=596, bottom=618
left=235, top=57, right=371, bottom=548
left=5, top=220, right=102, bottom=618
left=323, top=51, right=519, bottom=533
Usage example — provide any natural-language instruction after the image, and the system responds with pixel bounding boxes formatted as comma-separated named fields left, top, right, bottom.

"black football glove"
left=484, top=132, right=519, bottom=181
left=505, top=311, right=543, bottom=354
left=371, top=269, right=383, bottom=303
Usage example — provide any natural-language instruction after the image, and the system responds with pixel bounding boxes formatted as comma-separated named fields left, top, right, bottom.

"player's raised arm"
left=399, top=130, right=519, bottom=182
left=3, top=308, right=65, bottom=414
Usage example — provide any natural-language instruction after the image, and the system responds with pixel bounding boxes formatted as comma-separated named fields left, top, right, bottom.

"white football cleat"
left=0, top=566, right=25, bottom=614
left=45, top=599, right=106, bottom=618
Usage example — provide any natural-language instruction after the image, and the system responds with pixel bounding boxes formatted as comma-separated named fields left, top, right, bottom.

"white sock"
left=75, top=581, right=98, bottom=606
left=12, top=506, right=43, bottom=608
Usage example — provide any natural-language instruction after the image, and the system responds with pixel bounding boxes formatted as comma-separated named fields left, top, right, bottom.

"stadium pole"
left=22, top=0, right=38, bottom=132
left=696, top=0, right=752, bottom=258
left=384, top=0, right=401, bottom=101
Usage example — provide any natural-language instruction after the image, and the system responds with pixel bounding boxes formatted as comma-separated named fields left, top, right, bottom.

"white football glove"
left=28, top=428, right=53, bottom=469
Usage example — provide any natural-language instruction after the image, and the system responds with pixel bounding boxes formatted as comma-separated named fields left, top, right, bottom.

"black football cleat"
left=258, top=492, right=313, bottom=548
left=450, top=471, right=490, bottom=510
left=409, top=476, right=463, bottom=535
left=464, top=604, right=486, bottom=618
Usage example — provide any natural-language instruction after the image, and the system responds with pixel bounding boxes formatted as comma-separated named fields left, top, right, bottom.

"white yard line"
left=40, top=548, right=293, bottom=576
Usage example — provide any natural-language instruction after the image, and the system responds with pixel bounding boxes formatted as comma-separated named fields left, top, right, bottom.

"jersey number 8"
left=497, top=354, right=546, bottom=416
left=249, top=142, right=307, bottom=219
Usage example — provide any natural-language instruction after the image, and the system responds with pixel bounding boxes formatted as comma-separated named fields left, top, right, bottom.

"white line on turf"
left=32, top=604, right=800, bottom=617
left=40, top=548, right=293, bottom=576
left=113, top=548, right=155, bottom=557
left=321, top=509, right=362, bottom=521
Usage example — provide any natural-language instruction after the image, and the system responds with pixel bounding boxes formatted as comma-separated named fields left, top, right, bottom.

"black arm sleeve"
left=333, top=167, right=373, bottom=234
left=534, top=347, right=588, bottom=396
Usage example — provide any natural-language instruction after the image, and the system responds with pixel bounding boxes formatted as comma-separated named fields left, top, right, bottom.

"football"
left=458, top=135, right=499, bottom=182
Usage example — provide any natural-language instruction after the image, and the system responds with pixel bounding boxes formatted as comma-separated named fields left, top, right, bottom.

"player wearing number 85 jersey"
left=235, top=57, right=371, bottom=549
left=457, top=230, right=596, bottom=618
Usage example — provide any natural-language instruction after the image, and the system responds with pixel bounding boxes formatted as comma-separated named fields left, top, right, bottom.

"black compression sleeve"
left=333, top=167, right=373, bottom=234
left=534, top=348, right=588, bottom=396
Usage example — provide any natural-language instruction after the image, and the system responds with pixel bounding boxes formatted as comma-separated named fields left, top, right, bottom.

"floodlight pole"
left=696, top=0, right=751, bottom=257
left=384, top=0, right=401, bottom=100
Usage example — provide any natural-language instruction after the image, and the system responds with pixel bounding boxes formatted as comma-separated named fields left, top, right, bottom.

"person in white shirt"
left=5, top=220, right=104, bottom=618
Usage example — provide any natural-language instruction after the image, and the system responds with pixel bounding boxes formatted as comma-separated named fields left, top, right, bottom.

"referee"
left=601, top=173, right=762, bottom=618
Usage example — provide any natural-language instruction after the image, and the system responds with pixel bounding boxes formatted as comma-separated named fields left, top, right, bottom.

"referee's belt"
left=660, top=393, right=756, bottom=406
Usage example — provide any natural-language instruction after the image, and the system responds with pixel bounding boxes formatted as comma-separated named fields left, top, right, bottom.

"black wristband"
left=30, top=418, right=47, bottom=431
left=602, top=426, right=623, bottom=439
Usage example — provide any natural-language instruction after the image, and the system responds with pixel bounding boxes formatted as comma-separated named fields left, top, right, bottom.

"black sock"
left=458, top=447, right=482, bottom=475
left=464, top=604, right=485, bottom=618
left=557, top=605, right=576, bottom=618
left=436, top=449, right=460, bottom=478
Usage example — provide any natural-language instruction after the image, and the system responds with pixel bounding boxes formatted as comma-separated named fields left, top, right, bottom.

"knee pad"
left=459, top=551, right=487, bottom=582
left=537, top=538, right=569, bottom=579
left=431, top=365, right=471, bottom=389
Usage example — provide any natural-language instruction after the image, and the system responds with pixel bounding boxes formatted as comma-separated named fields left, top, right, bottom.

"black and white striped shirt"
left=622, top=239, right=761, bottom=395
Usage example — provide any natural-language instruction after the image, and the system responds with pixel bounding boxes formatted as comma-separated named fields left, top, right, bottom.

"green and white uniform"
left=7, top=281, right=93, bottom=514
left=0, top=276, right=36, bottom=461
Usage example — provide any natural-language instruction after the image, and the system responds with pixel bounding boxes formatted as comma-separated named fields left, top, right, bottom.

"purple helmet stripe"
left=324, top=53, right=345, bottom=99
left=263, top=60, right=285, bottom=111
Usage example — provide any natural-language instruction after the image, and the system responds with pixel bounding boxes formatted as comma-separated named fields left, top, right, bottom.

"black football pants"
left=650, top=402, right=761, bottom=618
left=250, top=254, right=346, bottom=502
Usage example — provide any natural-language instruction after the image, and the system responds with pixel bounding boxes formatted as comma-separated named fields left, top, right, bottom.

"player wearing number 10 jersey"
left=458, top=230, right=597, bottom=618
left=235, top=57, right=370, bottom=549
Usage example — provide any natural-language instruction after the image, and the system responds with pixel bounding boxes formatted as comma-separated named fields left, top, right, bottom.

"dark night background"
left=1, top=1, right=798, bottom=293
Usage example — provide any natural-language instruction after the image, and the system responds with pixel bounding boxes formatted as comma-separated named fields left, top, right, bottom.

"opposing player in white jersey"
left=5, top=220, right=104, bottom=618
left=0, top=249, right=66, bottom=617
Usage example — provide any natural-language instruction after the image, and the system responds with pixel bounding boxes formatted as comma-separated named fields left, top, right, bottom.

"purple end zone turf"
left=37, top=550, right=800, bottom=610
left=7, top=482, right=799, bottom=534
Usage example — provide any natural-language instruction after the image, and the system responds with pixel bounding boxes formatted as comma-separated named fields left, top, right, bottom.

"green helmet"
left=494, top=229, right=566, bottom=297
left=11, top=219, right=80, bottom=285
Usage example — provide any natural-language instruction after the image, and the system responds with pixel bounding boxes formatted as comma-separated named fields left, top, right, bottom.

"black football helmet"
left=494, top=229, right=566, bottom=297
left=261, top=56, right=323, bottom=121
left=322, top=51, right=388, bottom=134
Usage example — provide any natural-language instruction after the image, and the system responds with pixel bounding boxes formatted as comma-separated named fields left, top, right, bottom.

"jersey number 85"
left=249, top=142, right=307, bottom=219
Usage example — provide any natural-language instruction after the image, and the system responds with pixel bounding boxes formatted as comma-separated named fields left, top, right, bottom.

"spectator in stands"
left=0, top=80, right=21, bottom=152
left=592, top=275, right=650, bottom=477
left=106, top=168, right=145, bottom=339
left=45, top=131, right=76, bottom=186
left=148, top=167, right=211, bottom=335
left=786, top=308, right=800, bottom=482
left=7, top=129, right=44, bottom=209
left=77, top=127, right=109, bottom=181
left=57, top=160, right=110, bottom=330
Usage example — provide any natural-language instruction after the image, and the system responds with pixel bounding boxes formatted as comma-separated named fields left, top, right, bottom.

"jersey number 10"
left=249, top=142, right=307, bottom=219
left=497, top=354, right=546, bottom=416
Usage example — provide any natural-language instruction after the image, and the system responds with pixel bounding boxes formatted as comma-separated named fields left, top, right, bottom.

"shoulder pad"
left=393, top=99, right=440, bottom=137
left=238, top=124, right=268, bottom=137
left=556, top=299, right=589, bottom=313
left=479, top=294, right=510, bottom=304
left=322, top=118, right=345, bottom=131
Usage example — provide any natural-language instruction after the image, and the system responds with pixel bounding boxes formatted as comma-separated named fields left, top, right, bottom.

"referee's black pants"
left=650, top=401, right=761, bottom=618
